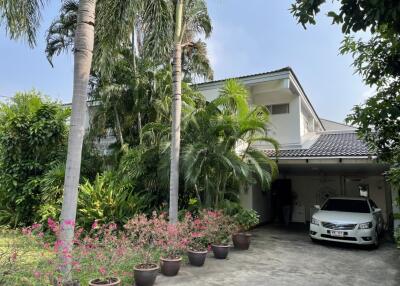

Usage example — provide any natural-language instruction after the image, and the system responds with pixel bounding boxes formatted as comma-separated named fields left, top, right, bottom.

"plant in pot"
left=232, top=209, right=260, bottom=250
left=81, top=222, right=124, bottom=286
left=124, top=213, right=160, bottom=286
left=186, top=214, right=209, bottom=267
left=202, top=210, right=235, bottom=259
left=156, top=220, right=189, bottom=277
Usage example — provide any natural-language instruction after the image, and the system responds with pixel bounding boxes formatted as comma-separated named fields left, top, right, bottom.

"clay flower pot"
left=232, top=233, right=252, bottom=250
left=88, top=277, right=121, bottom=286
left=134, top=264, right=159, bottom=286
left=187, top=249, right=208, bottom=266
left=211, top=244, right=230, bottom=259
left=160, top=256, right=182, bottom=276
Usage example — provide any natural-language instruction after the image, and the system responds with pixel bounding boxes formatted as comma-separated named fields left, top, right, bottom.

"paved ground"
left=157, top=225, right=400, bottom=286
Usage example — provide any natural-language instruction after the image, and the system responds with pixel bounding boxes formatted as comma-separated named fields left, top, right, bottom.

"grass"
left=0, top=228, right=143, bottom=286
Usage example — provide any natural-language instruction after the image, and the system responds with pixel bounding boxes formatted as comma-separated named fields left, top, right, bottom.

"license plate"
left=330, top=230, right=344, bottom=237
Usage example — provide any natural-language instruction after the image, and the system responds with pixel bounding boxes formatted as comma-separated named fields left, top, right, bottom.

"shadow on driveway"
left=157, top=224, right=400, bottom=286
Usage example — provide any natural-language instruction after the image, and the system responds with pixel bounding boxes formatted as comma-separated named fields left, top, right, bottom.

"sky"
left=0, top=0, right=371, bottom=122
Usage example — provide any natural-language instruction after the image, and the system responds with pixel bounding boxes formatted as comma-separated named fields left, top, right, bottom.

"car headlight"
left=358, top=222, right=373, bottom=229
left=311, top=217, right=320, bottom=225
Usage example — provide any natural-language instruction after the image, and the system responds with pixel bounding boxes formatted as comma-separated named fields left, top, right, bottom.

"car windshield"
left=321, top=199, right=370, bottom=213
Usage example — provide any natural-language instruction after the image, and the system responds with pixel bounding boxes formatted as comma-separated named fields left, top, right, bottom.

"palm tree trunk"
left=58, top=0, right=96, bottom=281
left=169, top=0, right=184, bottom=224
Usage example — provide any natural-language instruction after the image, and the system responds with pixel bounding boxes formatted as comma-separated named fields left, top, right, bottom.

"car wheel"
left=371, top=229, right=380, bottom=249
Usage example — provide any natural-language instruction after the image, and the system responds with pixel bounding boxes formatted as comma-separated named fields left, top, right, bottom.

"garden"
left=1, top=207, right=260, bottom=285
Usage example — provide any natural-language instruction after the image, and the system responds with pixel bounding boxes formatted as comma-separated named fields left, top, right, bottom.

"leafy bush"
left=395, top=227, right=400, bottom=248
left=0, top=91, right=70, bottom=226
left=200, top=210, right=235, bottom=245
left=233, top=208, right=260, bottom=232
left=77, top=172, right=145, bottom=228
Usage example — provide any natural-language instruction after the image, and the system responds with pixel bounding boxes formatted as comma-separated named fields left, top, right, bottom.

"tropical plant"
left=233, top=209, right=260, bottom=233
left=182, top=80, right=278, bottom=207
left=77, top=172, right=145, bottom=228
left=0, top=91, right=70, bottom=227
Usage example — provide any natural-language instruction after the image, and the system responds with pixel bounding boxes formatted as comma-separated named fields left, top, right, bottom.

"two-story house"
left=196, top=67, right=398, bottom=228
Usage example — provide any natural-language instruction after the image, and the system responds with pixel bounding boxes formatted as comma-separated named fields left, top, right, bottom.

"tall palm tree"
left=1, top=0, right=97, bottom=281
left=168, top=0, right=185, bottom=223
left=58, top=0, right=97, bottom=282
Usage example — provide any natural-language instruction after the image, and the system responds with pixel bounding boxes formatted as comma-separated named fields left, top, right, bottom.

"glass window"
left=321, top=199, right=371, bottom=213
left=267, top=104, right=289, bottom=114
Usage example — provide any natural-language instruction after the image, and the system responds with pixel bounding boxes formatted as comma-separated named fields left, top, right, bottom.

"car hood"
left=313, top=210, right=372, bottom=224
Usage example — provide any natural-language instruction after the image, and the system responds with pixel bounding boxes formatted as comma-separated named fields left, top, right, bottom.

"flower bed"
left=0, top=210, right=241, bottom=285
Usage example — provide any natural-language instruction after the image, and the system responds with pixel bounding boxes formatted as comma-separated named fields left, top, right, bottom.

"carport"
left=241, top=132, right=398, bottom=229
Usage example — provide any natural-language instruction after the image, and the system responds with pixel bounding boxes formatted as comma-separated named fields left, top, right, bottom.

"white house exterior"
left=196, top=67, right=399, bottom=229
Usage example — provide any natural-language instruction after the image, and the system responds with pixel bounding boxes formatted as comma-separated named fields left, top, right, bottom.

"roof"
left=321, top=118, right=356, bottom=131
left=195, top=67, right=292, bottom=86
left=195, top=66, right=325, bottom=131
left=266, top=132, right=372, bottom=158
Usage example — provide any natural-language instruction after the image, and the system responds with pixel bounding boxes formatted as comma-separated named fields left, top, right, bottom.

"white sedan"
left=309, top=197, right=384, bottom=248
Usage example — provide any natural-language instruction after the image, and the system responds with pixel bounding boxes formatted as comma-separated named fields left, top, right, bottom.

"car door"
left=369, top=199, right=384, bottom=233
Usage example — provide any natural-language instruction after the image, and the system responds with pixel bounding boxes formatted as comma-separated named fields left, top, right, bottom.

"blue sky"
left=0, top=0, right=371, bottom=122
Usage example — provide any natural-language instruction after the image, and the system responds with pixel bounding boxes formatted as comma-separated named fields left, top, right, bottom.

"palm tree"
left=58, top=0, right=97, bottom=282
left=1, top=0, right=97, bottom=282
left=182, top=80, right=279, bottom=207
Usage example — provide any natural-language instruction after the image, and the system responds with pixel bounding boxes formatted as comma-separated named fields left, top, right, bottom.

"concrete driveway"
left=157, top=225, right=400, bottom=286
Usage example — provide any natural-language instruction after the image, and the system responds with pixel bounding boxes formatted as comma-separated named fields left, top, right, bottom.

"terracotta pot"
left=232, top=233, right=252, bottom=250
left=160, top=256, right=182, bottom=276
left=211, top=244, right=230, bottom=259
left=187, top=249, right=207, bottom=266
left=133, top=264, right=159, bottom=286
left=88, top=277, right=121, bottom=286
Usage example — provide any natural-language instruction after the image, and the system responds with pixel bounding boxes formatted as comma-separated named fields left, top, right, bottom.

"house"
left=195, top=67, right=399, bottom=229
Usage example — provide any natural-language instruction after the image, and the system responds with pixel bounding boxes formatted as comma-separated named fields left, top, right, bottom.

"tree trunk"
left=58, top=0, right=96, bottom=282
left=169, top=0, right=184, bottom=224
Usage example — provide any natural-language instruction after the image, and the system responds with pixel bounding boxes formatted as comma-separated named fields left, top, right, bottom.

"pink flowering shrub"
left=185, top=213, right=210, bottom=251
left=199, top=210, right=236, bottom=245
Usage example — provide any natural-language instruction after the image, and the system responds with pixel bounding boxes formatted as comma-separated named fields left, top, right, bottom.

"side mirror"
left=373, top=207, right=381, bottom=213
left=314, top=205, right=321, bottom=210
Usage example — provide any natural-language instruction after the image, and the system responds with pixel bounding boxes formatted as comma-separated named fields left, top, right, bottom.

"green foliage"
left=233, top=209, right=260, bottom=232
left=77, top=172, right=145, bottom=228
left=395, top=227, right=400, bottom=248
left=0, top=0, right=46, bottom=47
left=0, top=91, right=70, bottom=227
left=291, top=0, right=400, bottom=34
left=181, top=79, right=278, bottom=207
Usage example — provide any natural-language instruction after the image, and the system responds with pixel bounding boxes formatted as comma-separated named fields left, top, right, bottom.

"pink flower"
left=92, top=220, right=98, bottom=229
left=34, top=271, right=41, bottom=279
left=99, top=266, right=107, bottom=276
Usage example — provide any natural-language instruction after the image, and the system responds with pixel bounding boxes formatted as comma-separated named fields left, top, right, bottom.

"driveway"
left=157, top=225, right=400, bottom=286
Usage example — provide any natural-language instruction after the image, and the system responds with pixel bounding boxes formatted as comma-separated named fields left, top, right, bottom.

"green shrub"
left=395, top=227, right=400, bottom=248
left=0, top=91, right=70, bottom=227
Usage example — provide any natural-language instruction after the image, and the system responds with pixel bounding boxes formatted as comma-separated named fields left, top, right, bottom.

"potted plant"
left=395, top=226, right=400, bottom=249
left=187, top=216, right=209, bottom=267
left=124, top=214, right=160, bottom=286
left=232, top=209, right=260, bottom=250
left=202, top=210, right=234, bottom=259
left=157, top=221, right=188, bottom=276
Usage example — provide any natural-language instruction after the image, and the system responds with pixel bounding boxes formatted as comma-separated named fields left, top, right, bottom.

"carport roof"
left=266, top=132, right=373, bottom=158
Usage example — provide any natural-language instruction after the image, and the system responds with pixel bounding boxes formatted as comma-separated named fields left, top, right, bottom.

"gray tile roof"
left=266, top=132, right=373, bottom=158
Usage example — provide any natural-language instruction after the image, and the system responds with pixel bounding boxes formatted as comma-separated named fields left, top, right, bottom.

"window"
left=267, top=103, right=289, bottom=114
left=321, top=199, right=371, bottom=213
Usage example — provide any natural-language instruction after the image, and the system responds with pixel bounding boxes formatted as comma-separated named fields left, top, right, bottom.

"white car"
left=310, top=197, right=384, bottom=248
